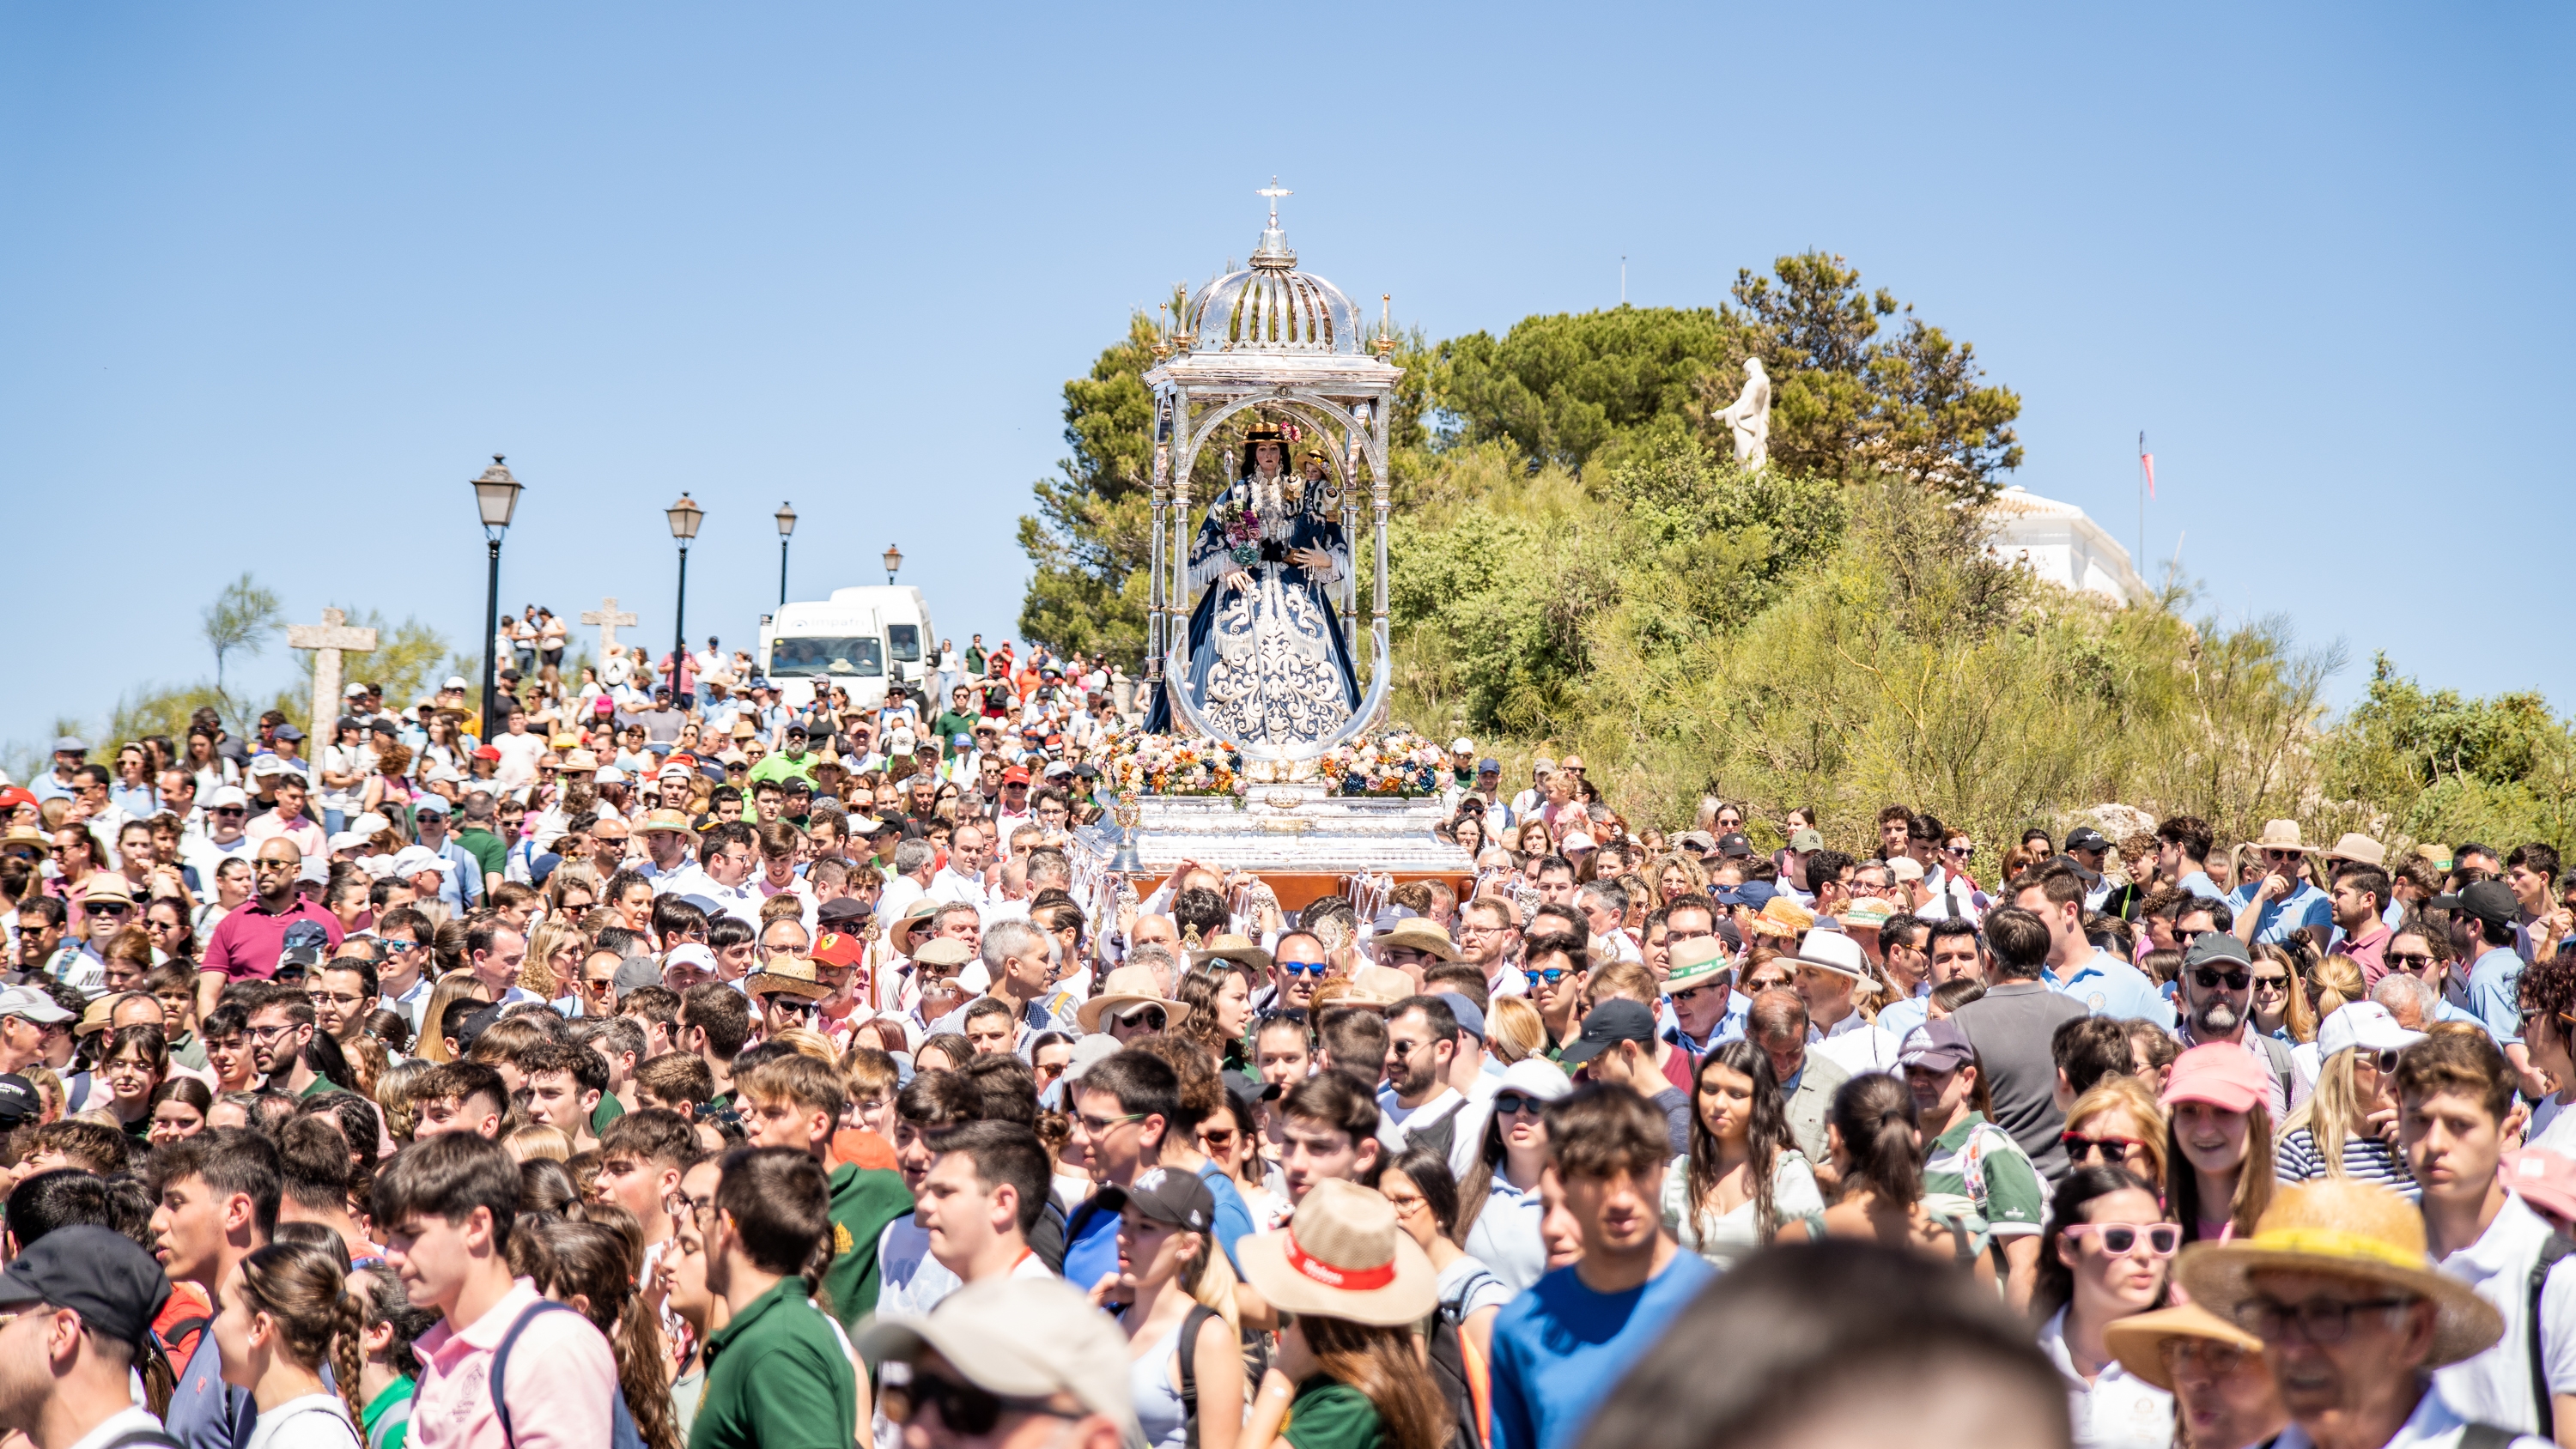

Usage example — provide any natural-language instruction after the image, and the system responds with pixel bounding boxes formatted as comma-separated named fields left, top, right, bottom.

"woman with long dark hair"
left=528, top=1217, right=683, bottom=1449
left=1663, top=1041, right=1821, bottom=1268
left=1238, top=1179, right=1449, bottom=1449
left=2162, top=1045, right=2274, bottom=1245
left=2030, top=1167, right=2174, bottom=1449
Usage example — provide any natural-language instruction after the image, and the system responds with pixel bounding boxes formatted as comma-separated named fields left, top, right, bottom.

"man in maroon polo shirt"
left=196, top=838, right=343, bottom=1020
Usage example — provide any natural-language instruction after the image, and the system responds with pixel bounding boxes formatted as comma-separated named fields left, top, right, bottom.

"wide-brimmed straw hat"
left=746, top=954, right=833, bottom=1001
left=1663, top=937, right=1733, bottom=993
left=1235, top=1179, right=1436, bottom=1326
left=2102, top=1304, right=2267, bottom=1391
left=890, top=898, right=943, bottom=951
left=2244, top=820, right=2321, bottom=855
left=1375, top=919, right=1458, bottom=963
left=1075, top=965, right=1194, bottom=1034
left=1190, top=933, right=1273, bottom=973
left=1747, top=894, right=1816, bottom=942
left=2175, top=1179, right=2502, bottom=1368
left=2323, top=832, right=2385, bottom=867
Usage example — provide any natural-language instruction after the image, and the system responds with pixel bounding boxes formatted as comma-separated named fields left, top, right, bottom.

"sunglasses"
left=2192, top=967, right=2251, bottom=991
left=1494, top=1093, right=1547, bottom=1117
left=880, top=1367, right=1070, bottom=1436
left=1279, top=961, right=1330, bottom=979
left=1534, top=967, right=1573, bottom=985
left=2060, top=1131, right=2148, bottom=1161
left=763, top=995, right=819, bottom=1019
left=2386, top=952, right=2437, bottom=971
left=2064, top=1222, right=2180, bottom=1258
left=1114, top=1006, right=1167, bottom=1031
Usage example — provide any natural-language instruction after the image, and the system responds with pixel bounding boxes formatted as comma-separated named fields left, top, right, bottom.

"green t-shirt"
left=930, top=710, right=981, bottom=753
left=454, top=827, right=506, bottom=884
left=964, top=645, right=987, bottom=674
left=690, top=1276, right=858, bottom=1449
left=591, top=1092, right=627, bottom=1137
left=1922, top=1111, right=2045, bottom=1239
left=1284, top=1379, right=1385, bottom=1449
left=746, top=751, right=817, bottom=787
left=361, top=1377, right=415, bottom=1449
left=817, top=1161, right=914, bottom=1332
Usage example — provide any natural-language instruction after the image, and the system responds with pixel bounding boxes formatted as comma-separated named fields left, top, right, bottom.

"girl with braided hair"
left=210, top=1239, right=367, bottom=1446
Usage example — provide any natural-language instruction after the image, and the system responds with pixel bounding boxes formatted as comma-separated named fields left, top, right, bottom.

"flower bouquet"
left=1315, top=730, right=1447, bottom=798
left=1223, top=505, right=1262, bottom=568
left=1102, top=732, right=1242, bottom=797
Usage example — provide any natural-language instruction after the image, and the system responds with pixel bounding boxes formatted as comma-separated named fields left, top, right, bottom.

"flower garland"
left=1099, top=727, right=1449, bottom=799
left=1102, top=733, right=1241, bottom=797
left=1315, top=730, right=1448, bottom=798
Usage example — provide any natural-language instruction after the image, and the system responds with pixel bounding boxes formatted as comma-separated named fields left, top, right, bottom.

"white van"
left=756, top=585, right=937, bottom=709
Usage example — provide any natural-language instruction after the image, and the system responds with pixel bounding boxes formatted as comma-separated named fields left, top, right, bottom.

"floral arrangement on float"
left=1102, top=734, right=1242, bottom=797
left=1315, top=730, right=1448, bottom=797
left=1102, top=728, right=1448, bottom=798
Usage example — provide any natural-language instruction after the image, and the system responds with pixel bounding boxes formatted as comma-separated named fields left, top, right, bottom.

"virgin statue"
left=1145, top=424, right=1363, bottom=745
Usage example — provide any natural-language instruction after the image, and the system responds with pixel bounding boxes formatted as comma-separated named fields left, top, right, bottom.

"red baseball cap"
left=471, top=746, right=501, bottom=761
left=1002, top=766, right=1031, bottom=785
left=2505, top=1150, right=2576, bottom=1224
left=805, top=932, right=868, bottom=970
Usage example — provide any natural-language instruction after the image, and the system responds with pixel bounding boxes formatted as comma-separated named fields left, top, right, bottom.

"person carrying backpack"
left=1097, top=1168, right=1245, bottom=1449
left=373, top=1134, right=623, bottom=1448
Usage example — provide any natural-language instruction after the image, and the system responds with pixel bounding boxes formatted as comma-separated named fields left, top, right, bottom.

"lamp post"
left=882, top=542, right=903, bottom=586
left=470, top=456, right=523, bottom=737
left=775, top=501, right=798, bottom=606
left=666, top=493, right=704, bottom=689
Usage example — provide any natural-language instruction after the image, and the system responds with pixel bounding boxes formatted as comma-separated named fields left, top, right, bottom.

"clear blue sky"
left=5, top=3, right=2570, bottom=757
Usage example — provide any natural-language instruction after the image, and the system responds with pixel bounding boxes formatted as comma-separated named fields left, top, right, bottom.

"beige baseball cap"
left=858, top=1277, right=1143, bottom=1447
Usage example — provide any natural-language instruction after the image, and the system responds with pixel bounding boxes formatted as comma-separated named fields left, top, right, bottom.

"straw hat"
left=1235, top=1179, right=1436, bottom=1326
left=1340, top=966, right=1416, bottom=1009
left=890, top=899, right=946, bottom=953
left=2102, top=1304, right=2266, bottom=1391
left=2175, top=1179, right=2503, bottom=1367
left=1747, top=894, right=1816, bottom=942
left=1189, top=933, right=1273, bottom=973
left=2244, top=820, right=2321, bottom=855
left=909, top=937, right=975, bottom=970
left=1075, top=965, right=1194, bottom=1034
left=635, top=808, right=695, bottom=837
left=2323, top=832, right=2385, bottom=867
left=746, top=954, right=832, bottom=1001
left=1663, top=936, right=1733, bottom=993
left=1375, top=919, right=1459, bottom=963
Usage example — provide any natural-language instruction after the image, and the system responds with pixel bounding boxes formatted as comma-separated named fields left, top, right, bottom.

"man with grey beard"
left=2172, top=931, right=2301, bottom=1116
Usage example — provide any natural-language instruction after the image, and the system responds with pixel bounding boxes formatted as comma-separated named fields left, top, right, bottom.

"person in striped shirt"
left=2273, top=1001, right=2422, bottom=1202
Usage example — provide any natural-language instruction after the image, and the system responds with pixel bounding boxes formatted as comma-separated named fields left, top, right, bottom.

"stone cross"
left=286, top=608, right=379, bottom=747
left=581, top=597, right=639, bottom=657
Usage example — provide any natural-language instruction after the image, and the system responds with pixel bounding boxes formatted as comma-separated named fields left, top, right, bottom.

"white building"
left=1984, top=486, right=2149, bottom=604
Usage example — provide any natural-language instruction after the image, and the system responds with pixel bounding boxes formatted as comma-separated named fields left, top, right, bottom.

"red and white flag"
left=2140, top=440, right=2156, bottom=499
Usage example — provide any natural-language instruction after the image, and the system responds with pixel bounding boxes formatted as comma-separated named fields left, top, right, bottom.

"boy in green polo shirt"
left=691, top=1145, right=861, bottom=1449
left=735, top=1050, right=913, bottom=1330
left=1900, top=1017, right=2045, bottom=1309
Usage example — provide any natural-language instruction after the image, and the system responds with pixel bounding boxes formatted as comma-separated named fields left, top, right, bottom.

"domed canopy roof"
left=1182, top=185, right=1365, bottom=355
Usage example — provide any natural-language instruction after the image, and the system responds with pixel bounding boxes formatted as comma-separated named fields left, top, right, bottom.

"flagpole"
left=2136, top=430, right=2146, bottom=594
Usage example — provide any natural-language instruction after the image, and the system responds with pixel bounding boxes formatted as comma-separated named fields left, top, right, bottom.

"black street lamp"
left=775, top=501, right=798, bottom=606
left=883, top=542, right=903, bottom=586
left=666, top=493, right=704, bottom=681
left=470, top=456, right=523, bottom=735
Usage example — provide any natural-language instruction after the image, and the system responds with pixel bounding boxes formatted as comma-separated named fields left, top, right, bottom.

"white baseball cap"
left=388, top=846, right=451, bottom=878
left=206, top=785, right=251, bottom=810
left=2318, top=1001, right=2427, bottom=1058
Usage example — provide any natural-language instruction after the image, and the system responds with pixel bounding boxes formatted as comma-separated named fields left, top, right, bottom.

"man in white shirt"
left=879, top=839, right=938, bottom=924
left=489, top=706, right=547, bottom=791
left=1794, top=931, right=1901, bottom=1076
left=928, top=822, right=995, bottom=911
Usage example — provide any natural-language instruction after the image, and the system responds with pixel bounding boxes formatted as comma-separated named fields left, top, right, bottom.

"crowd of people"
left=0, top=648, right=2573, bottom=1449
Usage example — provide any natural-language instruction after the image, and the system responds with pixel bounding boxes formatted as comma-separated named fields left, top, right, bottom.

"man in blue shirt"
left=2014, top=864, right=2175, bottom=1028
left=1060, top=1049, right=1255, bottom=1294
left=2447, top=878, right=2548, bottom=1097
left=1490, top=1085, right=1716, bottom=1449
left=2227, top=822, right=2335, bottom=947
left=2156, top=814, right=2228, bottom=901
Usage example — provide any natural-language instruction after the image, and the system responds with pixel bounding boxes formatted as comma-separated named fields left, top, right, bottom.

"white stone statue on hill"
left=1711, top=357, right=1772, bottom=470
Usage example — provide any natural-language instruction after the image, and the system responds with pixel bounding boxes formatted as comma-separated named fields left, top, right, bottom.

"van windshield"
left=768, top=636, right=884, bottom=678
left=887, top=624, right=921, bottom=663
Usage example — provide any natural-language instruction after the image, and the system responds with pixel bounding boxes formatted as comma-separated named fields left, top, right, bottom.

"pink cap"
left=2505, top=1150, right=2576, bottom=1223
left=2160, top=1043, right=2271, bottom=1114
